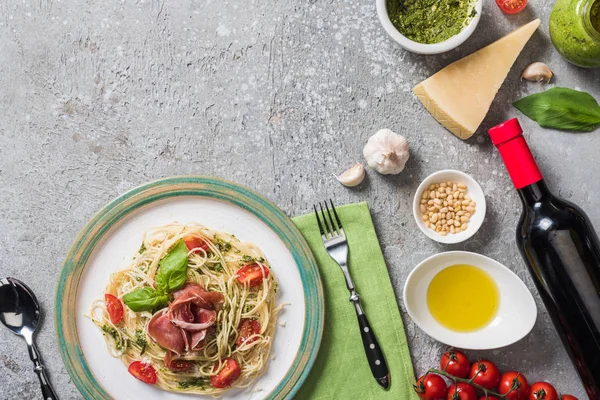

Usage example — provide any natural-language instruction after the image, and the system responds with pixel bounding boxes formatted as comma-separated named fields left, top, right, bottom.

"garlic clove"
left=521, top=62, right=553, bottom=82
left=335, top=163, right=365, bottom=187
left=363, top=129, right=410, bottom=175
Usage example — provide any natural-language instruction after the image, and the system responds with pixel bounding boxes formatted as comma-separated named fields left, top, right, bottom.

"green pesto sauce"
left=549, top=0, right=600, bottom=68
left=592, top=0, right=600, bottom=31
left=386, top=0, right=476, bottom=44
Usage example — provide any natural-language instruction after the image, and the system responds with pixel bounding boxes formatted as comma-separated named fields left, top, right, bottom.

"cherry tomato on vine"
left=478, top=396, right=500, bottom=400
left=499, top=371, right=529, bottom=400
left=447, top=382, right=477, bottom=400
left=440, top=350, right=470, bottom=378
left=495, top=0, right=527, bottom=14
left=529, top=382, right=558, bottom=400
left=414, top=374, right=448, bottom=400
left=560, top=395, right=578, bottom=400
left=469, top=360, right=500, bottom=390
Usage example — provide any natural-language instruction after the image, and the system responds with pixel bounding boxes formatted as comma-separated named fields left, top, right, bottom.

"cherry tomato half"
left=495, top=0, right=527, bottom=14
left=414, top=374, right=447, bottom=400
left=128, top=361, right=157, bottom=384
left=469, top=360, right=500, bottom=390
left=236, top=319, right=261, bottom=347
left=210, top=358, right=241, bottom=388
left=236, top=264, right=270, bottom=287
left=104, top=294, right=124, bottom=325
left=560, top=395, right=579, bottom=400
left=529, top=382, right=558, bottom=400
left=499, top=371, right=529, bottom=400
left=168, top=359, right=195, bottom=372
left=184, top=235, right=211, bottom=253
left=447, top=382, right=477, bottom=400
left=440, top=350, right=470, bottom=378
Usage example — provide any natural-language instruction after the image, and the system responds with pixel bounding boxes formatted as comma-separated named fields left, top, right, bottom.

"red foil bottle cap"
left=488, top=118, right=543, bottom=189
left=488, top=118, right=523, bottom=146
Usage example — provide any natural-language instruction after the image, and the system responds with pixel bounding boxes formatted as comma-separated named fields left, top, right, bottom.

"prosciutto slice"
left=172, top=283, right=225, bottom=311
left=146, top=284, right=223, bottom=359
left=147, top=310, right=185, bottom=355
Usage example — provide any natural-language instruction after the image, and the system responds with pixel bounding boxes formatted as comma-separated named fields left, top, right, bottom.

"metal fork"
left=313, top=200, right=390, bottom=389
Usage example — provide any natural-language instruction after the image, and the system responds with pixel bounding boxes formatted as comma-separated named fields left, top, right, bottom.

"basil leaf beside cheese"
left=122, top=287, right=170, bottom=312
left=154, top=240, right=189, bottom=293
left=513, top=87, right=600, bottom=132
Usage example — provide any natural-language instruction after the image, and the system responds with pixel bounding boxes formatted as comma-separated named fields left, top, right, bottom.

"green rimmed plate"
left=56, top=176, right=324, bottom=400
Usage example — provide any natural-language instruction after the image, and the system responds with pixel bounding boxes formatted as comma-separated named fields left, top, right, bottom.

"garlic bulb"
left=521, top=62, right=553, bottom=82
left=335, top=163, right=365, bottom=187
left=363, top=129, right=410, bottom=175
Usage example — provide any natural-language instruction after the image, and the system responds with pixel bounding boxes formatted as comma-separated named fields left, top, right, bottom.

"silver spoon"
left=0, top=277, right=58, bottom=400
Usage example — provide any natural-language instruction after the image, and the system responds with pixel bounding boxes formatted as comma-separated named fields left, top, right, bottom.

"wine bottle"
left=489, top=118, right=600, bottom=399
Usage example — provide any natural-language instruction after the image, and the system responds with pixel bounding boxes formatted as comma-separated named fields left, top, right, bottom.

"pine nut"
left=440, top=231, right=447, bottom=236
left=419, top=179, right=476, bottom=236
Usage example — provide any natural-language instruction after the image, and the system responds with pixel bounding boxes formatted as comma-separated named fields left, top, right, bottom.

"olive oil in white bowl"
left=403, top=251, right=537, bottom=350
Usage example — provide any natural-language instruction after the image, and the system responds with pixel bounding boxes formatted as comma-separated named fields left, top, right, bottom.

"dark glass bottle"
left=489, top=118, right=600, bottom=399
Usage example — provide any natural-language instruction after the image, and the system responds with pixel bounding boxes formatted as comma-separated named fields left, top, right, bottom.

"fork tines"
left=313, top=200, right=344, bottom=239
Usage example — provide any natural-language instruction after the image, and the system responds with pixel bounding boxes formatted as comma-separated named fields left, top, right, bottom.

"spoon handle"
left=27, top=341, right=59, bottom=400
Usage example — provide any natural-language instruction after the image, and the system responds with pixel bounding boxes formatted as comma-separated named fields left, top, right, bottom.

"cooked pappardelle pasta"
left=89, top=223, right=279, bottom=394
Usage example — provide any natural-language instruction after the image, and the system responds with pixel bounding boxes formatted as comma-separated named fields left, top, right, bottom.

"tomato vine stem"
left=427, top=368, right=508, bottom=398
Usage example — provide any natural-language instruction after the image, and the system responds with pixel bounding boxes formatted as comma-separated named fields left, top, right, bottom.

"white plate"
left=403, top=251, right=537, bottom=349
left=56, top=177, right=324, bottom=400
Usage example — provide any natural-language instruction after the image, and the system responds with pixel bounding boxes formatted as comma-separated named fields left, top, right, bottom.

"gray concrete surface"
left=1, top=0, right=599, bottom=399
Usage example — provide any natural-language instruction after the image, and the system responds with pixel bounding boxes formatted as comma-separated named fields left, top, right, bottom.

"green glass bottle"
left=550, top=0, right=600, bottom=68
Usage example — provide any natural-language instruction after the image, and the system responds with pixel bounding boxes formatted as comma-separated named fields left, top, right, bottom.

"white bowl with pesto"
left=376, top=0, right=483, bottom=54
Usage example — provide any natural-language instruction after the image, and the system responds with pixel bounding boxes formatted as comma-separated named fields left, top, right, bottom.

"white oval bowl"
left=376, top=0, right=483, bottom=55
left=413, top=169, right=486, bottom=244
left=403, top=251, right=537, bottom=350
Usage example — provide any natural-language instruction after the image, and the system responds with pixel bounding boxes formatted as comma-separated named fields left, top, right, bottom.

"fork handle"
left=352, top=295, right=390, bottom=389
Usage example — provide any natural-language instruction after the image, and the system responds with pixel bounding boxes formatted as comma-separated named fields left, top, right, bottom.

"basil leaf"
left=513, top=87, right=600, bottom=132
left=122, top=287, right=169, bottom=312
left=155, top=240, right=189, bottom=293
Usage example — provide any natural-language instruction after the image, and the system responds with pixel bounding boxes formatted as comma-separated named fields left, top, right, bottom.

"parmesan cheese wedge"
left=413, top=19, right=541, bottom=140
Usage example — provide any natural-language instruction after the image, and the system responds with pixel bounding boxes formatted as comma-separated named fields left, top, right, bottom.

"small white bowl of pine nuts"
left=413, top=170, right=486, bottom=244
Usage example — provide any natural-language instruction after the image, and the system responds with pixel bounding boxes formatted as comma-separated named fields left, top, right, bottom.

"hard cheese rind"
left=413, top=19, right=541, bottom=140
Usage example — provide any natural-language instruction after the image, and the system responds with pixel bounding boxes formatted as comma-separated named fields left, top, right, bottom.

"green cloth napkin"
left=292, top=202, right=418, bottom=400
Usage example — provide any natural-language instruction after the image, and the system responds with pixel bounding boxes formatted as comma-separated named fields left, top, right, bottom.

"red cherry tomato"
left=128, top=361, right=157, bottom=384
left=560, top=395, right=578, bottom=400
left=478, top=396, right=500, bottom=400
left=469, top=360, right=500, bottom=390
left=529, top=382, right=558, bottom=400
left=447, top=382, right=477, bottom=400
left=236, top=264, right=270, bottom=287
left=168, top=359, right=195, bottom=372
left=414, top=374, right=448, bottom=400
left=104, top=294, right=124, bottom=324
left=210, top=358, right=241, bottom=388
left=184, top=236, right=211, bottom=253
left=440, top=350, right=470, bottom=378
left=236, top=319, right=261, bottom=347
left=499, top=371, right=529, bottom=400
left=495, top=0, right=527, bottom=14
